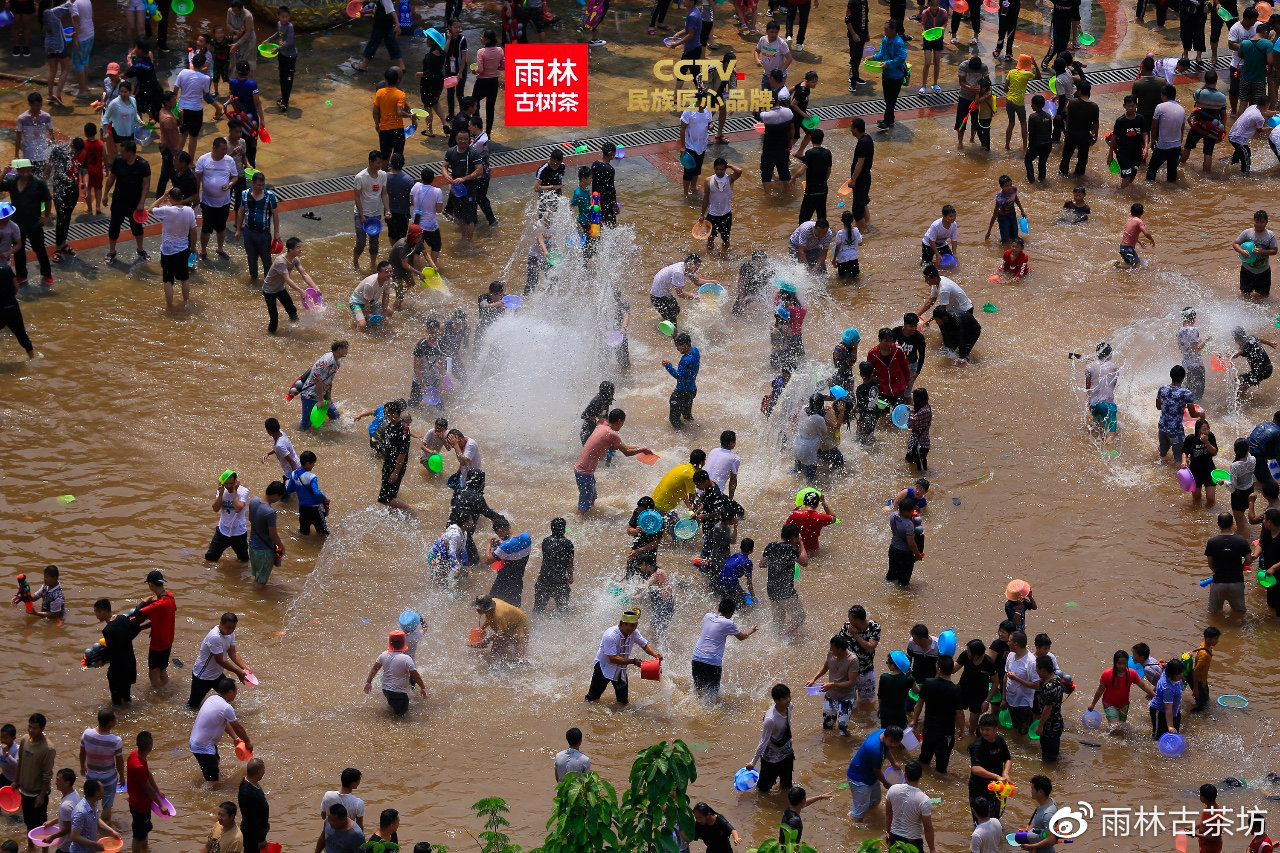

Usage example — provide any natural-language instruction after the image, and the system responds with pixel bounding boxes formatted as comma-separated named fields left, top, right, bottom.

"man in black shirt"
left=967, top=713, right=1012, bottom=818
left=892, top=312, right=927, bottom=389
left=590, top=142, right=618, bottom=226
left=1108, top=96, right=1149, bottom=188
left=444, top=129, right=482, bottom=240
left=1131, top=55, right=1164, bottom=121
left=532, top=517, right=575, bottom=614
left=1059, top=80, right=1099, bottom=177
left=534, top=149, right=564, bottom=213
left=94, top=597, right=141, bottom=705
left=1042, top=0, right=1077, bottom=67
left=1205, top=511, right=1250, bottom=613
left=790, top=71, right=819, bottom=155
left=763, top=522, right=807, bottom=636
left=778, top=785, right=832, bottom=844
left=911, top=655, right=965, bottom=772
left=167, top=151, right=200, bottom=205
left=103, top=139, right=151, bottom=263
left=0, top=160, right=52, bottom=285
left=0, top=264, right=33, bottom=358
left=848, top=118, right=873, bottom=227
left=237, top=758, right=269, bottom=853
left=374, top=400, right=412, bottom=510
left=845, top=0, right=870, bottom=89
left=792, top=127, right=831, bottom=224
left=688, top=803, right=740, bottom=852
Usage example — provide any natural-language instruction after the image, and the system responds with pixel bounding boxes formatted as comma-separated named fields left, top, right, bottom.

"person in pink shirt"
left=573, top=409, right=652, bottom=514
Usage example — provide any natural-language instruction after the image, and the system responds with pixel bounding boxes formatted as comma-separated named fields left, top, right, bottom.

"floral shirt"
left=1034, top=676, right=1065, bottom=737
left=1156, top=384, right=1194, bottom=434
left=839, top=619, right=881, bottom=674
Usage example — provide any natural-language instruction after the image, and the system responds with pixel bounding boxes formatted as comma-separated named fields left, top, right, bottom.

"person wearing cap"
left=149, top=187, right=197, bottom=309
left=135, top=571, right=177, bottom=689
left=102, top=138, right=151, bottom=264
left=0, top=157, right=52, bottom=286
left=0, top=200, right=21, bottom=266
left=234, top=169, right=280, bottom=286
left=387, top=224, right=424, bottom=311
left=0, top=264, right=35, bottom=359
left=664, top=332, right=701, bottom=430
left=649, top=254, right=704, bottom=331
left=585, top=609, right=662, bottom=704
left=397, top=610, right=424, bottom=660
left=1085, top=342, right=1119, bottom=449
left=472, top=595, right=529, bottom=660
left=363, top=631, right=425, bottom=716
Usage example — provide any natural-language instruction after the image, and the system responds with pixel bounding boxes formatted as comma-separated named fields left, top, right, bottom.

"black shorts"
left=422, top=227, right=442, bottom=252
left=850, top=191, right=869, bottom=221
left=964, top=689, right=987, bottom=715
left=517, top=3, right=547, bottom=31
left=148, top=647, right=171, bottom=670
left=161, top=250, right=190, bottom=282
left=113, top=133, right=131, bottom=145
left=651, top=294, right=680, bottom=321
left=194, top=751, right=220, bottom=781
left=454, top=197, right=478, bottom=225
left=9, top=0, right=34, bottom=12
left=200, top=203, right=231, bottom=234
left=1242, top=364, right=1273, bottom=386
left=130, top=806, right=153, bottom=841
left=707, top=211, right=732, bottom=241
left=47, top=50, right=66, bottom=59
left=383, top=688, right=410, bottom=715
left=1241, top=265, right=1272, bottom=296
left=1184, top=129, right=1219, bottom=155
left=681, top=148, right=706, bottom=181
left=1116, top=150, right=1140, bottom=178
left=180, top=108, right=204, bottom=137
left=1231, top=486, right=1253, bottom=511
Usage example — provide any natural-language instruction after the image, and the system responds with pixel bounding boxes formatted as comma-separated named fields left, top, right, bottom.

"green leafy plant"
left=471, top=797, right=522, bottom=853
left=746, top=825, right=820, bottom=853
left=539, top=771, right=621, bottom=853
left=856, top=841, right=920, bottom=853
left=618, top=740, right=698, bottom=853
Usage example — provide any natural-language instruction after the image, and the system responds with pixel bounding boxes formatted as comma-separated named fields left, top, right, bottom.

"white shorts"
left=855, top=669, right=877, bottom=702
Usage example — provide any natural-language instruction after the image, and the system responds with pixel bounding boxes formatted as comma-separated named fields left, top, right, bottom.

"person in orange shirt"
left=372, top=67, right=413, bottom=162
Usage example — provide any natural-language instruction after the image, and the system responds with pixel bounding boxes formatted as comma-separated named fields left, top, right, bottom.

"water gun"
left=285, top=367, right=312, bottom=401
left=12, top=574, right=33, bottom=613
left=1014, top=830, right=1045, bottom=844
left=589, top=191, right=602, bottom=237
left=988, top=780, right=1017, bottom=805
left=81, top=637, right=108, bottom=668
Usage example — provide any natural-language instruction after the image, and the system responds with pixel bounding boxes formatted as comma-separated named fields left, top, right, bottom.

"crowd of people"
left=5, top=0, right=1280, bottom=849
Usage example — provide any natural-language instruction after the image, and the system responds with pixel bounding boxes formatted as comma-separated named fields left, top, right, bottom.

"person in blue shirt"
left=1149, top=656, right=1184, bottom=740
left=846, top=725, right=903, bottom=820
left=665, top=331, right=701, bottom=430
left=1248, top=411, right=1280, bottom=485
left=286, top=450, right=329, bottom=536
left=869, top=20, right=908, bottom=129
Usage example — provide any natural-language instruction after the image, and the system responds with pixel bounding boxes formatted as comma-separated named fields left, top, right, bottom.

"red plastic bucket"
left=468, top=627, right=485, bottom=647
left=0, top=786, right=19, bottom=813
left=234, top=740, right=252, bottom=761
left=640, top=659, right=661, bottom=681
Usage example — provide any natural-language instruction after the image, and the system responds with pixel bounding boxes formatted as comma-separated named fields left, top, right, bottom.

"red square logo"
left=504, top=43, right=589, bottom=127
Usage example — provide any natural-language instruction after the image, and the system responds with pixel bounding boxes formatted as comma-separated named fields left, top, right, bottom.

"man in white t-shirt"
left=149, top=187, right=198, bottom=309
left=649, top=255, right=703, bottom=330
left=353, top=150, right=389, bottom=270
left=319, top=768, right=366, bottom=828
left=1002, top=631, right=1038, bottom=734
left=1227, top=104, right=1273, bottom=174
left=194, top=137, right=238, bottom=259
left=174, top=55, right=216, bottom=158
left=348, top=261, right=393, bottom=330
left=969, top=797, right=1003, bottom=853
left=363, top=630, right=425, bottom=717
left=920, top=205, right=958, bottom=264
left=754, top=22, right=793, bottom=89
left=918, top=267, right=973, bottom=329
left=690, top=599, right=757, bottom=703
left=188, top=678, right=249, bottom=783
left=187, top=612, right=250, bottom=708
left=585, top=609, right=663, bottom=704
left=204, top=470, right=250, bottom=566
left=885, top=761, right=936, bottom=853
left=445, top=428, right=482, bottom=488
left=704, top=430, right=741, bottom=497
left=1146, top=84, right=1186, bottom=182
left=680, top=98, right=715, bottom=195
left=409, top=165, right=444, bottom=268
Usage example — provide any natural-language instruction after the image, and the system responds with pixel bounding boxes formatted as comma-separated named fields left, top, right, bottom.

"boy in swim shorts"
left=1117, top=202, right=1153, bottom=269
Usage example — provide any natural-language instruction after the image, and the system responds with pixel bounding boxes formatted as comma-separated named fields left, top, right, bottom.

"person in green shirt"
left=878, top=651, right=915, bottom=729
left=569, top=166, right=592, bottom=235
left=1239, top=28, right=1273, bottom=107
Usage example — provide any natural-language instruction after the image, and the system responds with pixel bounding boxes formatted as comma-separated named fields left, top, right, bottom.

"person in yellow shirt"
left=372, top=68, right=413, bottom=163
left=651, top=449, right=706, bottom=515
left=1004, top=55, right=1042, bottom=151
left=474, top=595, right=529, bottom=659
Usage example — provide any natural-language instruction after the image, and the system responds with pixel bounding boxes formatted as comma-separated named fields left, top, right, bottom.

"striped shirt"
left=79, top=728, right=122, bottom=783
left=239, top=188, right=278, bottom=232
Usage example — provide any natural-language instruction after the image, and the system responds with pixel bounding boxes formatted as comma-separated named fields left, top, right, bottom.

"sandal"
left=104, top=251, right=117, bottom=264
left=51, top=250, right=62, bottom=263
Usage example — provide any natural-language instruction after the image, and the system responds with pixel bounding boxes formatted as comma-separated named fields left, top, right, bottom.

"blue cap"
left=399, top=610, right=421, bottom=631
left=842, top=327, right=861, bottom=346
left=830, top=385, right=848, bottom=401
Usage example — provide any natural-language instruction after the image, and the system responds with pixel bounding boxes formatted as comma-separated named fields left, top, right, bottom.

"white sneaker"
left=589, top=38, right=606, bottom=45
left=950, top=35, right=958, bottom=44
left=795, top=42, right=804, bottom=50
left=785, top=34, right=792, bottom=41
left=969, top=35, right=978, bottom=44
